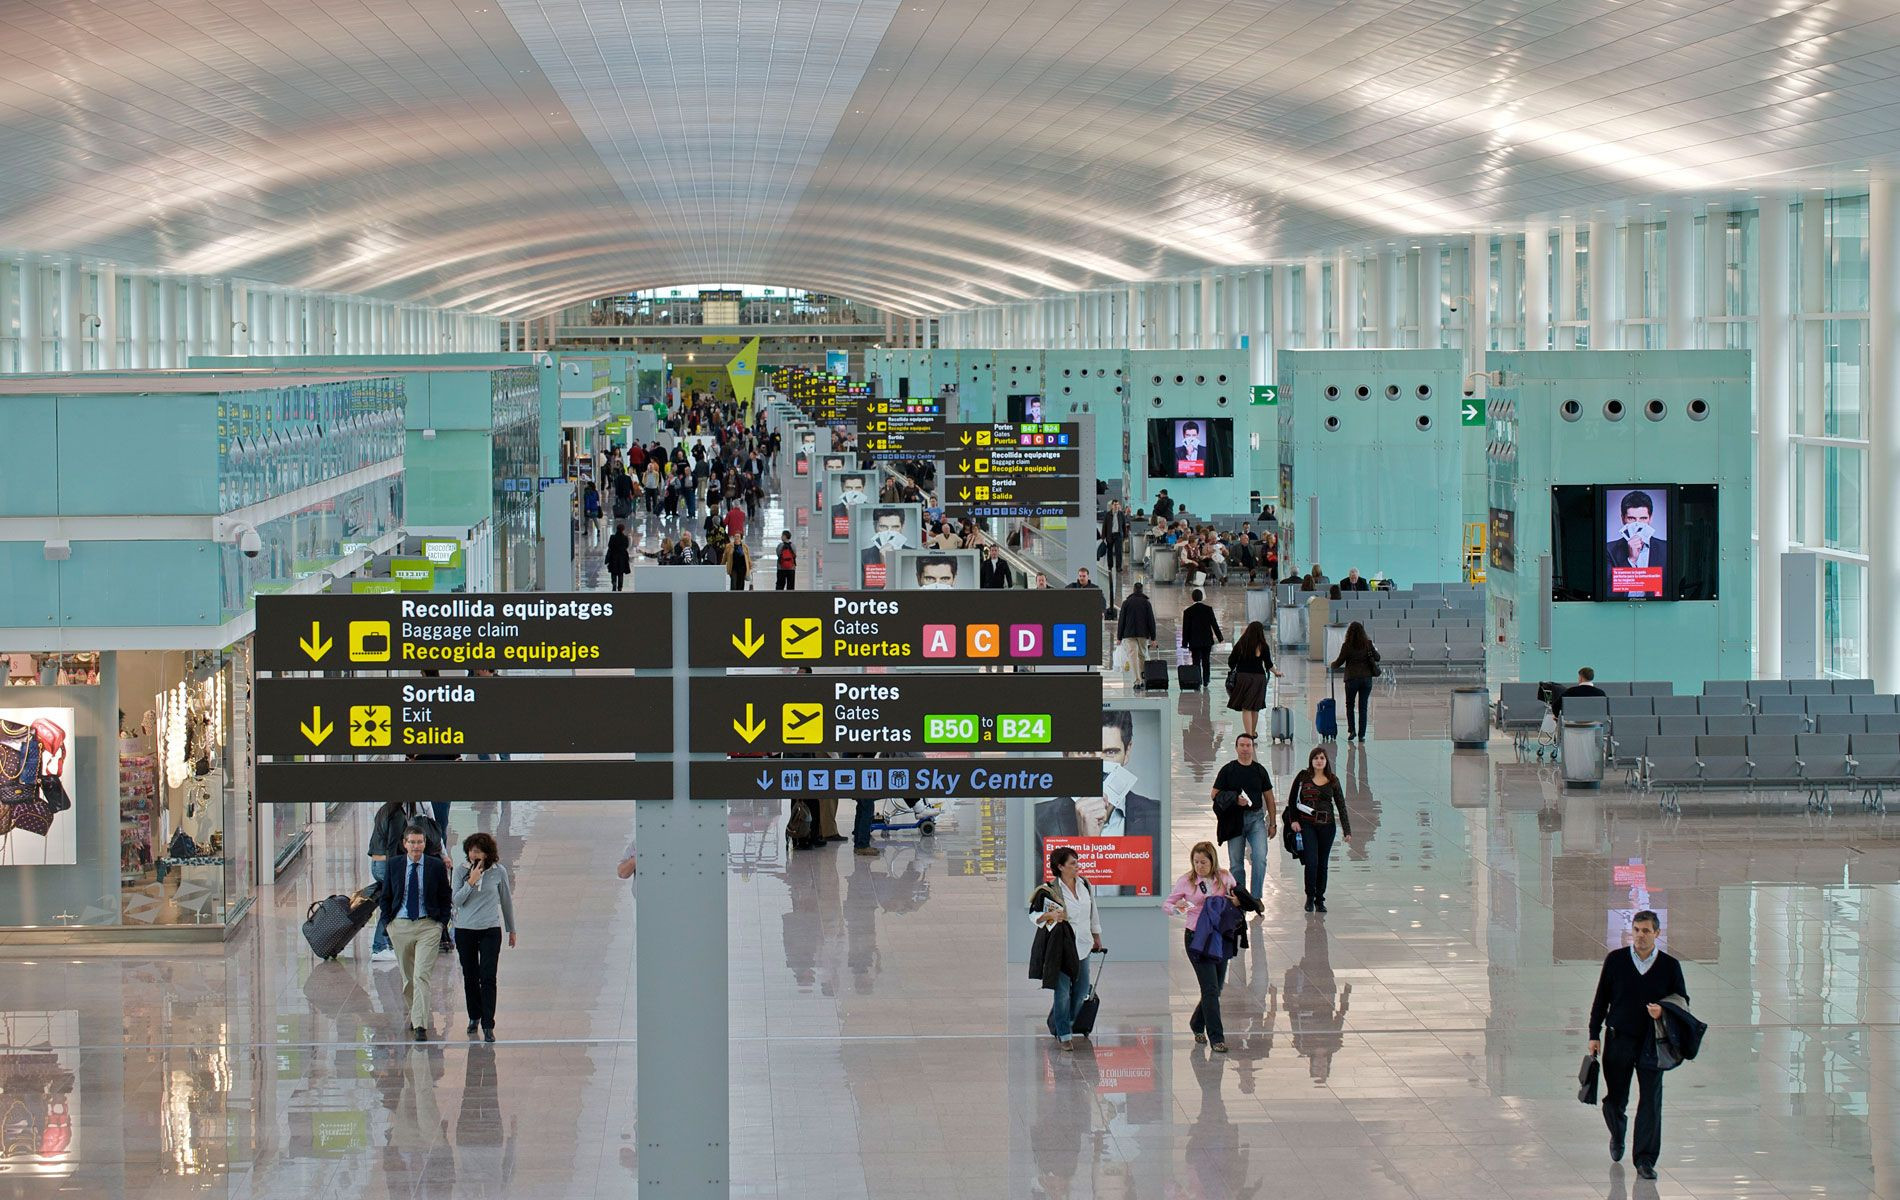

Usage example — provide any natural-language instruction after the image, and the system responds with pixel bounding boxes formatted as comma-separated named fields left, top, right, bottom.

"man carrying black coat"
left=1588, top=910, right=1689, bottom=1180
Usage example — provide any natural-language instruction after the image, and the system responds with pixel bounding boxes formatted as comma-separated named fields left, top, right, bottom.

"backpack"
left=777, top=544, right=797, bottom=571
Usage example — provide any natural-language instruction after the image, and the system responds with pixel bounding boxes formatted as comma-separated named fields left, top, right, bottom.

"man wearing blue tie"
left=382, top=826, right=452, bottom=1040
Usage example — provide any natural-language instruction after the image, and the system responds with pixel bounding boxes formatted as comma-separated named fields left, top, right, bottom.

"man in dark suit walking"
left=382, top=826, right=453, bottom=1041
left=1180, top=588, right=1224, bottom=689
left=978, top=544, right=1012, bottom=588
left=1588, top=910, right=1688, bottom=1181
left=1100, top=500, right=1129, bottom=574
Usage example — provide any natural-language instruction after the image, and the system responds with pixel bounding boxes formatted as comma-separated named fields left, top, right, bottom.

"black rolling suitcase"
left=1141, top=660, right=1170, bottom=691
left=1072, top=949, right=1108, bottom=1035
left=1178, top=663, right=1201, bottom=691
left=302, top=881, right=381, bottom=960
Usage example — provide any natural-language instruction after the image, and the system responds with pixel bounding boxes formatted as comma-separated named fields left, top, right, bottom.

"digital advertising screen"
left=0, top=708, right=77, bottom=866
left=851, top=503, right=921, bottom=590
left=893, top=548, right=978, bottom=591
left=826, top=468, right=872, bottom=543
left=1550, top=484, right=1719, bottom=603
left=1005, top=393, right=1047, bottom=423
left=1145, top=418, right=1234, bottom=479
left=1603, top=485, right=1669, bottom=599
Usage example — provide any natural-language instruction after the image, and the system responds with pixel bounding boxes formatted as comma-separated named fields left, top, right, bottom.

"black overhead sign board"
left=690, top=757, right=1101, bottom=802
left=258, top=761, right=669, bottom=803
left=688, top=673, right=1102, bottom=754
left=861, top=397, right=947, bottom=459
left=256, top=676, right=670, bottom=756
left=685, top=590, right=1102, bottom=668
left=255, top=593, right=672, bottom=672
left=940, top=422, right=1082, bottom=518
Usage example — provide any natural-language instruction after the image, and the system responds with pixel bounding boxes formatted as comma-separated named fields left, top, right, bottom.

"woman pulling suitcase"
left=1285, top=746, right=1352, bottom=912
left=1029, top=847, right=1103, bottom=1051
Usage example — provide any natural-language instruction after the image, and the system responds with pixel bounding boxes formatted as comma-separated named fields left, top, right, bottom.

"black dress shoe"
left=1610, top=1137, right=1624, bottom=1162
left=483, top=1026, right=496, bottom=1043
left=414, top=1026, right=428, bottom=1042
left=1635, top=1166, right=1657, bottom=1181
left=467, top=1020, right=479, bottom=1037
left=1304, top=898, right=1315, bottom=912
left=1313, top=900, right=1327, bottom=913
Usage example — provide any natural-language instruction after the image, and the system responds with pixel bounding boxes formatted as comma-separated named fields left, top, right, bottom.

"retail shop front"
left=0, top=372, right=406, bottom=938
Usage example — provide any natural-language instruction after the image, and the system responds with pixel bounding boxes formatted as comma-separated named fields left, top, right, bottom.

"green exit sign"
left=1461, top=399, right=1485, bottom=427
left=1251, top=385, right=1279, bottom=406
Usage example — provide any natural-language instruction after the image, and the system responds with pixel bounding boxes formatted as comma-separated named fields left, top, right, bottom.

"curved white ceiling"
left=0, top=0, right=1896, bottom=317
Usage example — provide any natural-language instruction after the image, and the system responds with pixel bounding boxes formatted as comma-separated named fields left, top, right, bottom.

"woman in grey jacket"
left=452, top=832, right=517, bottom=1041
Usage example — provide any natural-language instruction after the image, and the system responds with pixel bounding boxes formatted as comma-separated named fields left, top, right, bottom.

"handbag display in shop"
left=0, top=719, right=71, bottom=841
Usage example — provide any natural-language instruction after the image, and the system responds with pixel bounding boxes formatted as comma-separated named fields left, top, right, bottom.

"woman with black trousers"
left=604, top=522, right=632, bottom=591
left=1285, top=746, right=1351, bottom=912
left=451, top=832, right=517, bottom=1042
left=1330, top=621, right=1381, bottom=741
left=1225, top=621, right=1283, bottom=738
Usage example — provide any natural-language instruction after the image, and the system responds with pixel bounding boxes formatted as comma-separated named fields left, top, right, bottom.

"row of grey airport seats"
left=1569, top=691, right=1900, bottom=722
left=1611, top=710, right=1900, bottom=767
left=1637, top=732, right=1900, bottom=814
left=1703, top=678, right=1877, bottom=696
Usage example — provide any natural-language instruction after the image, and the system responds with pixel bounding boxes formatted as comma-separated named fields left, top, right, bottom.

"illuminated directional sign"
left=939, top=422, right=1082, bottom=518
left=256, top=677, right=670, bottom=756
left=688, top=673, right=1101, bottom=753
left=255, top=593, right=671, bottom=672
left=690, top=757, right=1101, bottom=801
left=860, top=397, right=947, bottom=459
left=687, top=591, right=1101, bottom=668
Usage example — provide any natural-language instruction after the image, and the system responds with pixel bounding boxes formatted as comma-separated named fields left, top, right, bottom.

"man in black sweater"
left=1588, top=910, right=1688, bottom=1180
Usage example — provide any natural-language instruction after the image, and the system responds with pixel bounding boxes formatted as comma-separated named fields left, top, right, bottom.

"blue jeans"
left=852, top=799, right=876, bottom=848
left=1048, top=955, right=1093, bottom=1042
left=1226, top=809, right=1268, bottom=897
left=369, top=859, right=391, bottom=953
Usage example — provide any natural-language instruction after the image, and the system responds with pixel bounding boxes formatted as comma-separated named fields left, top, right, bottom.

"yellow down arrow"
left=733, top=703, right=767, bottom=744
left=731, top=617, right=765, bottom=658
left=959, top=487, right=971, bottom=500
left=299, top=620, right=332, bottom=662
left=300, top=706, right=334, bottom=747
left=958, top=431, right=972, bottom=445
left=958, top=458, right=971, bottom=471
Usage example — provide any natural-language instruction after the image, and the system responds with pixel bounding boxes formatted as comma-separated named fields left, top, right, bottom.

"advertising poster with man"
left=1172, top=420, right=1209, bottom=477
left=1605, top=486, right=1668, bottom=599
left=893, top=548, right=977, bottom=591
left=827, top=469, right=871, bottom=543
left=1035, top=706, right=1164, bottom=897
left=851, top=503, right=920, bottom=589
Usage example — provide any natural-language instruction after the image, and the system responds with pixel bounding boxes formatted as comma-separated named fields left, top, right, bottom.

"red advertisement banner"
left=1610, top=565, right=1662, bottom=596
left=1043, top=836, right=1155, bottom=895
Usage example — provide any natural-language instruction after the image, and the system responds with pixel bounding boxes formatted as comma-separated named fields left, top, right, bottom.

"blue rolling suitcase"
left=1315, top=673, right=1339, bottom=740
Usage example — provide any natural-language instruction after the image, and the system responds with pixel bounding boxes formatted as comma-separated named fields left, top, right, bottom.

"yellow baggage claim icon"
left=349, top=620, right=392, bottom=663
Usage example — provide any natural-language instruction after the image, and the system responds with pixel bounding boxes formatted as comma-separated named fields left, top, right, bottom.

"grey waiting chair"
left=1797, top=734, right=1855, bottom=812
left=1851, top=734, right=1900, bottom=812
left=1608, top=697, right=1655, bottom=718
left=1758, top=694, right=1808, bottom=716
left=1865, top=714, right=1900, bottom=736
left=1698, top=695, right=1749, bottom=717
left=1789, top=679, right=1833, bottom=695
left=1630, top=681, right=1674, bottom=696
left=1833, top=678, right=1877, bottom=695
left=1705, top=715, right=1754, bottom=737
left=1565, top=697, right=1610, bottom=722
left=1807, top=694, right=1853, bottom=716
left=1657, top=715, right=1707, bottom=738
left=1747, top=680, right=1794, bottom=698
left=1851, top=694, right=1900, bottom=715
left=1702, top=680, right=1749, bottom=696
left=1643, top=736, right=1705, bottom=811
left=1652, top=696, right=1700, bottom=717
left=1816, top=714, right=1868, bottom=736
left=1752, top=714, right=1810, bottom=737
left=1746, top=735, right=1805, bottom=791
left=1609, top=718, right=1660, bottom=774
left=1596, top=682, right=1635, bottom=697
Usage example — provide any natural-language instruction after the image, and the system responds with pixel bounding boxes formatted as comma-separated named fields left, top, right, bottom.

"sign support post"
left=636, top=572, right=727, bottom=1197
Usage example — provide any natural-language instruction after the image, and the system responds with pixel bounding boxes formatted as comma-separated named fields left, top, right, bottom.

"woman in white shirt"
left=1029, top=846, right=1104, bottom=1050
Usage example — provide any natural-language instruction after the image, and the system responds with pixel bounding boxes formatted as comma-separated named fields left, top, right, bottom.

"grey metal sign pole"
left=636, top=569, right=727, bottom=1196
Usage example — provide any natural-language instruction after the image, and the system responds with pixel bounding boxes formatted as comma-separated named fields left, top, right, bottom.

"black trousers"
left=1298, top=820, right=1337, bottom=900
left=1189, top=645, right=1212, bottom=687
left=1601, top=1032, right=1664, bottom=1168
left=775, top=568, right=796, bottom=591
left=610, top=571, right=626, bottom=592
left=456, top=927, right=503, bottom=1026
left=1343, top=677, right=1373, bottom=737
left=1185, top=932, right=1228, bottom=1044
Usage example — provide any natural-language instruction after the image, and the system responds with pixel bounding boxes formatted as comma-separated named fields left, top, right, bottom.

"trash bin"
left=1323, top=623, right=1348, bottom=667
left=1150, top=545, right=1178, bottom=585
left=1276, top=603, right=1306, bottom=647
left=1245, top=588, right=1274, bottom=627
left=1451, top=686, right=1490, bottom=748
left=1561, top=720, right=1607, bottom=788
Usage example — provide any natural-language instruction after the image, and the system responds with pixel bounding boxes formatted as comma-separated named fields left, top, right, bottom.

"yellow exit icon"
left=349, top=620, right=392, bottom=663
left=975, top=430, right=992, bottom=445
left=781, top=702, right=824, bottom=744
left=349, top=705, right=392, bottom=747
left=976, top=486, right=991, bottom=500
left=781, top=617, right=823, bottom=658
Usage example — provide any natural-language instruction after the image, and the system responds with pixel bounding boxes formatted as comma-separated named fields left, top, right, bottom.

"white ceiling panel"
left=1, top=0, right=1898, bottom=316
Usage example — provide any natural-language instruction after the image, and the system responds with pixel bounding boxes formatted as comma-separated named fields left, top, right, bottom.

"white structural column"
left=1377, top=250, right=1400, bottom=346
left=18, top=263, right=41, bottom=371
left=1589, top=218, right=1616, bottom=350
left=156, top=277, right=177, bottom=367
left=127, top=275, right=149, bottom=368
left=1199, top=270, right=1217, bottom=350
left=1224, top=270, right=1242, bottom=354
left=1418, top=241, right=1440, bottom=350
left=1248, top=270, right=1270, bottom=384
left=1757, top=197, right=1794, bottom=678
left=96, top=268, right=118, bottom=369
left=1868, top=177, right=1900, bottom=691
left=57, top=260, right=80, bottom=370
left=1800, top=201, right=1826, bottom=548
left=1304, top=259, right=1325, bottom=349
left=1556, top=224, right=1578, bottom=343
left=1334, top=252, right=1353, bottom=350
left=1667, top=209, right=1697, bottom=348
left=1499, top=235, right=1520, bottom=351
left=1273, top=267, right=1294, bottom=363
left=1468, top=234, right=1490, bottom=378
left=1524, top=222, right=1551, bottom=351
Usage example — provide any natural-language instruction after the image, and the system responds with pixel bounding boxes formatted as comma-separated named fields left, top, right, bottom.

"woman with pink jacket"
left=1164, top=841, right=1238, bottom=1052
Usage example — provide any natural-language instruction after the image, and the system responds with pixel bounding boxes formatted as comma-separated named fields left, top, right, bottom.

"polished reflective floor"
left=7, top=534, right=1900, bottom=1198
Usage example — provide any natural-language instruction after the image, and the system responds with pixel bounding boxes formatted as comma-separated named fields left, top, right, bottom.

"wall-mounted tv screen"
left=1005, top=394, right=1046, bottom=423
left=1145, top=418, right=1234, bottom=479
left=1550, top=484, right=1719, bottom=601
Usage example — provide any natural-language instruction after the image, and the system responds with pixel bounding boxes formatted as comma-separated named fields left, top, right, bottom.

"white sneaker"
left=371, top=947, right=396, bottom=963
